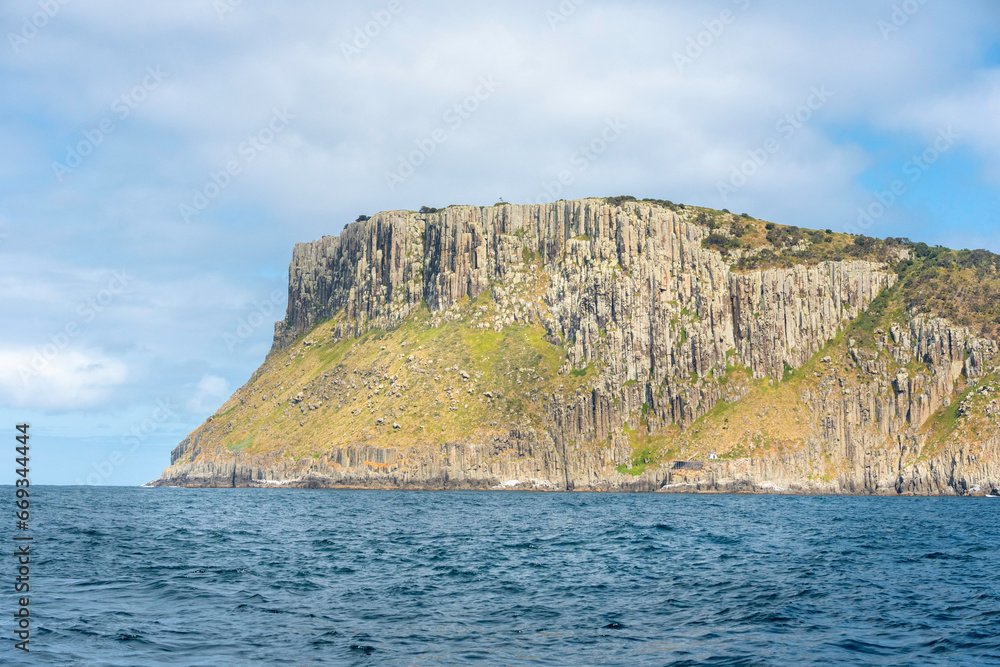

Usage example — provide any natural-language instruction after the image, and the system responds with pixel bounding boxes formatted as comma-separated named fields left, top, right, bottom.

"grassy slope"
left=182, top=291, right=595, bottom=466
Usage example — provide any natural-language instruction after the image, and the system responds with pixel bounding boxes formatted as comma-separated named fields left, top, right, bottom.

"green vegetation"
left=920, top=387, right=973, bottom=459
left=842, top=280, right=908, bottom=355
left=703, top=232, right=742, bottom=254
left=226, top=436, right=253, bottom=453
left=781, top=362, right=795, bottom=383
left=601, top=195, right=683, bottom=211
left=731, top=229, right=911, bottom=271
left=899, top=245, right=1000, bottom=338
left=616, top=442, right=662, bottom=476
left=604, top=195, right=638, bottom=207
left=190, top=286, right=604, bottom=463
left=680, top=307, right=701, bottom=322
left=717, top=443, right=748, bottom=460
left=616, top=416, right=679, bottom=476
left=641, top=198, right=678, bottom=209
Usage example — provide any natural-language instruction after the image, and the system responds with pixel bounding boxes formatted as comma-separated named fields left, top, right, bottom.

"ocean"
left=5, top=487, right=999, bottom=665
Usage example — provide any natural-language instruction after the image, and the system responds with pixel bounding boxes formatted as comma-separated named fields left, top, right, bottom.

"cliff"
left=151, top=198, right=1000, bottom=495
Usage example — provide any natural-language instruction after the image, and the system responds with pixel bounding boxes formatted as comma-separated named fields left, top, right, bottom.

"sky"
left=1, top=0, right=998, bottom=485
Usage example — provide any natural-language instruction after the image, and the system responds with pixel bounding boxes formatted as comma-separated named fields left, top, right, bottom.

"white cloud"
left=4, top=0, right=996, bottom=232
left=185, top=374, right=230, bottom=415
left=892, top=70, right=1000, bottom=183
left=0, top=348, right=128, bottom=410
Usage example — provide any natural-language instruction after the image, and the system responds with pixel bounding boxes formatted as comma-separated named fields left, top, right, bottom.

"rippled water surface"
left=7, top=488, right=1000, bottom=665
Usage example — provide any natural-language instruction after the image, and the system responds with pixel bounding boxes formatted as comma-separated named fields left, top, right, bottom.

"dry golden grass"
left=190, top=292, right=594, bottom=463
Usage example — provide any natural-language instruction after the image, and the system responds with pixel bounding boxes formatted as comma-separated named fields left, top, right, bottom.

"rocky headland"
left=151, top=197, right=1000, bottom=495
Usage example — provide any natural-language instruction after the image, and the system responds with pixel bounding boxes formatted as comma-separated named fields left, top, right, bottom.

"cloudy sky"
left=2, top=0, right=998, bottom=485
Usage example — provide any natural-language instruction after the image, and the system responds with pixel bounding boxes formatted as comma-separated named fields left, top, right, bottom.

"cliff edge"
left=151, top=198, right=1000, bottom=495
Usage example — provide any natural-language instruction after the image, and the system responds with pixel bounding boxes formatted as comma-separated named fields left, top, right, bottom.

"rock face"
left=153, top=199, right=1000, bottom=495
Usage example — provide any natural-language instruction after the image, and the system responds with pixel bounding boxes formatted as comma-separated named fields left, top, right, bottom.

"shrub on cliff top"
left=766, top=226, right=804, bottom=249
left=604, top=195, right=637, bottom=206
left=641, top=198, right=676, bottom=209
left=703, top=233, right=742, bottom=254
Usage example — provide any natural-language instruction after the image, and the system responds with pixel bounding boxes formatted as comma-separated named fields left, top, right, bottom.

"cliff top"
left=324, top=195, right=1000, bottom=340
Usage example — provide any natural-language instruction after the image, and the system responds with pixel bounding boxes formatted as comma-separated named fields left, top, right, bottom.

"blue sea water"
left=3, top=488, right=999, bottom=665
